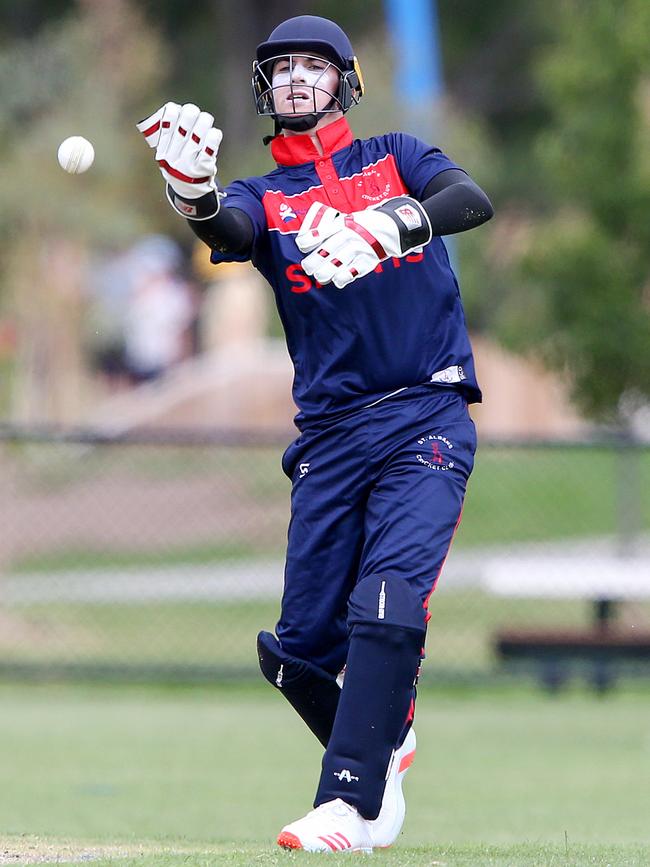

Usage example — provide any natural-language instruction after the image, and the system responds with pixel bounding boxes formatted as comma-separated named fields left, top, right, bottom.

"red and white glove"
left=296, top=197, right=432, bottom=289
left=136, top=102, right=223, bottom=220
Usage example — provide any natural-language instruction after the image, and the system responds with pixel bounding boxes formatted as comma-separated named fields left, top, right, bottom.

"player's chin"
left=277, top=105, right=315, bottom=117
left=275, top=96, right=317, bottom=115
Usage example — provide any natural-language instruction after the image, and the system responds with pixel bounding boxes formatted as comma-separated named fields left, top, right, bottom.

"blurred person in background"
left=85, top=248, right=132, bottom=393
left=138, top=14, right=493, bottom=854
left=121, top=235, right=196, bottom=385
left=86, top=235, right=197, bottom=390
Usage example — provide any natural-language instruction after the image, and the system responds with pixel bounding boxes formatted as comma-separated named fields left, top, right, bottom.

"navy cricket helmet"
left=252, top=15, right=364, bottom=135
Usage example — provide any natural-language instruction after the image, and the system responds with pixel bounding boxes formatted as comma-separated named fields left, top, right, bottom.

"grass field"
left=1, top=683, right=649, bottom=865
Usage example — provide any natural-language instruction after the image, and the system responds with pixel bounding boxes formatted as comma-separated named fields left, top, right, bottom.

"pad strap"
left=373, top=196, right=432, bottom=254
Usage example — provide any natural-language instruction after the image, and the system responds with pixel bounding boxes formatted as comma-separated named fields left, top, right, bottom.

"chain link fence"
left=1, top=426, right=649, bottom=683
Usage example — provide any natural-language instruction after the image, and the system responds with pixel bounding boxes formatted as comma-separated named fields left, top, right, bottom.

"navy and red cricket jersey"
left=210, top=116, right=481, bottom=429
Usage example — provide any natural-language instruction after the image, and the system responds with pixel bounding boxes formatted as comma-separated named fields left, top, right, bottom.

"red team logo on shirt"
left=279, top=203, right=298, bottom=223
left=357, top=167, right=392, bottom=203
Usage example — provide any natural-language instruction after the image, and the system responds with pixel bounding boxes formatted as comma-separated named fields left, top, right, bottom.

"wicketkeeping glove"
left=136, top=102, right=223, bottom=220
left=296, top=197, right=433, bottom=289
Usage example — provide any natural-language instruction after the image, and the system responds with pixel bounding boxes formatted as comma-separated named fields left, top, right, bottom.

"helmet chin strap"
left=277, top=112, right=322, bottom=131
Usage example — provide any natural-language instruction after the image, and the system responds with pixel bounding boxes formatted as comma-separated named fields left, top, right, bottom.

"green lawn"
left=0, top=684, right=648, bottom=865
left=1, top=842, right=648, bottom=866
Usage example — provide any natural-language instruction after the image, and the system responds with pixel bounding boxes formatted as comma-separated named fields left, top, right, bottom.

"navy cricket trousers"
left=276, top=386, right=477, bottom=674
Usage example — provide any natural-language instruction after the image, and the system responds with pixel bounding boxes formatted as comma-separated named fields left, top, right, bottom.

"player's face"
left=271, top=54, right=340, bottom=117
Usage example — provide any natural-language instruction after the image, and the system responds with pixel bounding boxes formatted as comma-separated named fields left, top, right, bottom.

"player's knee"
left=257, top=630, right=284, bottom=686
left=257, top=630, right=338, bottom=689
left=347, top=574, right=426, bottom=635
left=275, top=614, right=350, bottom=675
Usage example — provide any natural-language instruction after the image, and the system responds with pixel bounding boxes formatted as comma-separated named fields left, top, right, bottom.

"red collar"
left=270, top=117, right=354, bottom=167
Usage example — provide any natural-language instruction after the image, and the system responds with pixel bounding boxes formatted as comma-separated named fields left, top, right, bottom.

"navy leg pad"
left=315, top=575, right=425, bottom=819
left=257, top=631, right=340, bottom=748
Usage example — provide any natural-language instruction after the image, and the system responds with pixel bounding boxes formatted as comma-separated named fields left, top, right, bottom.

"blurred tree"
left=503, top=0, right=650, bottom=421
left=0, top=0, right=71, bottom=38
left=440, top=1, right=548, bottom=131
left=0, top=0, right=169, bottom=420
left=438, top=0, right=554, bottom=202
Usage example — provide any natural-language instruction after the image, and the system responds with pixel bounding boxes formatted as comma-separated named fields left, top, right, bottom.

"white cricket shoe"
left=277, top=798, right=373, bottom=853
left=367, top=727, right=416, bottom=848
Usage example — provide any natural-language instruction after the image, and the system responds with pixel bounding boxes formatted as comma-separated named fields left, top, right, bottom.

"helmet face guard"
left=253, top=16, right=364, bottom=135
left=252, top=53, right=361, bottom=130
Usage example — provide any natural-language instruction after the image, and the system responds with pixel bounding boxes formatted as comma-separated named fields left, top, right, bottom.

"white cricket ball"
left=57, top=136, right=95, bottom=174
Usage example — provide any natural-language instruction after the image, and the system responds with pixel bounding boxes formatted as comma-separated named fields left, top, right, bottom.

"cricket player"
left=138, top=15, right=493, bottom=853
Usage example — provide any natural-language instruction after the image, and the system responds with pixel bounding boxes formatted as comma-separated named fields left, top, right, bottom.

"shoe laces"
left=312, top=799, right=357, bottom=819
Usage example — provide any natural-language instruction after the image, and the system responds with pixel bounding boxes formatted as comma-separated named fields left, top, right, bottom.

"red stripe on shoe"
left=140, top=120, right=160, bottom=138
left=344, top=215, right=387, bottom=259
left=317, top=836, right=340, bottom=851
left=157, top=160, right=210, bottom=184
left=398, top=749, right=416, bottom=773
left=333, top=832, right=352, bottom=848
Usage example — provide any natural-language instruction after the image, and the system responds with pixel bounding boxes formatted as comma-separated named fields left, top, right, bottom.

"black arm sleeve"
left=187, top=205, right=255, bottom=257
left=420, top=169, right=494, bottom=236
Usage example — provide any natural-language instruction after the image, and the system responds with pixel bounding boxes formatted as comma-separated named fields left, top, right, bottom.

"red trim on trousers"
left=424, top=506, right=465, bottom=611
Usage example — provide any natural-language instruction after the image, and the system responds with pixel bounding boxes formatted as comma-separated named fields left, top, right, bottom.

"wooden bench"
left=483, top=556, right=650, bottom=690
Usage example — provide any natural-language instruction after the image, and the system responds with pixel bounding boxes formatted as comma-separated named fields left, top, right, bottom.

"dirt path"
left=0, top=838, right=133, bottom=864
left=0, top=837, right=223, bottom=865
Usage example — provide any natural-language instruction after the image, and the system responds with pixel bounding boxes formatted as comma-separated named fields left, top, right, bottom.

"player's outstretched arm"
left=137, top=102, right=254, bottom=256
left=420, top=169, right=494, bottom=236
left=187, top=206, right=254, bottom=256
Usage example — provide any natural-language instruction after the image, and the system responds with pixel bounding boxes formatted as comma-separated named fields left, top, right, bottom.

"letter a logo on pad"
left=333, top=769, right=360, bottom=783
